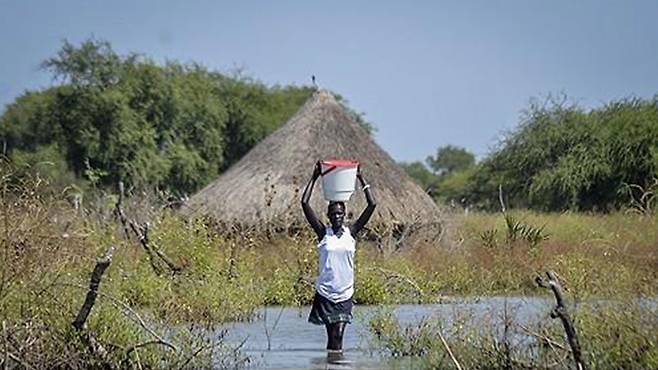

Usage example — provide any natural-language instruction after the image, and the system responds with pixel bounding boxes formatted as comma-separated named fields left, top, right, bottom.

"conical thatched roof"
left=184, top=89, right=442, bottom=227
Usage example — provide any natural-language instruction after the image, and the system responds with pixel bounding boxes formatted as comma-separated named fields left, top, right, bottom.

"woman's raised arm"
left=301, top=162, right=326, bottom=240
left=350, top=167, right=376, bottom=236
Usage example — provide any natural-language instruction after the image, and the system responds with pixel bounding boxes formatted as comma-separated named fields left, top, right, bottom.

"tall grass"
left=1, top=165, right=253, bottom=368
left=2, top=158, right=657, bottom=367
left=451, top=210, right=658, bottom=298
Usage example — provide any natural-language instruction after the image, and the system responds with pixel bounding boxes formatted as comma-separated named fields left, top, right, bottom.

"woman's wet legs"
left=325, top=322, right=346, bottom=351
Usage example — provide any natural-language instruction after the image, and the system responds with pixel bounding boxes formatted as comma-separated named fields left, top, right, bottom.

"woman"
left=301, top=161, right=376, bottom=352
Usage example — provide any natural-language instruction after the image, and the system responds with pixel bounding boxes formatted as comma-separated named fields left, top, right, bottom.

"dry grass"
left=374, top=209, right=657, bottom=299
left=2, top=158, right=657, bottom=368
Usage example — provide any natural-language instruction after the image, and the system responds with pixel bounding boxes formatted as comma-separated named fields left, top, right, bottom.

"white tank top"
left=315, top=226, right=355, bottom=303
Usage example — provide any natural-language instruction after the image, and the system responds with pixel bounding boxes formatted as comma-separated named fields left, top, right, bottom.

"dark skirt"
left=308, top=292, right=353, bottom=325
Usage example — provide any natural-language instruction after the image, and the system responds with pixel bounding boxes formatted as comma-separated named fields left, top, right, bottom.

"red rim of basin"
left=320, top=159, right=359, bottom=168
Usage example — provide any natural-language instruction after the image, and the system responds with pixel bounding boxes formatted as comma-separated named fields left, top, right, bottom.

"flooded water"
left=219, top=296, right=553, bottom=369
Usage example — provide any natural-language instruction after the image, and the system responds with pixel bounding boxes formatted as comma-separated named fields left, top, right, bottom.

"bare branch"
left=61, top=282, right=178, bottom=352
left=537, top=271, right=588, bottom=370
left=114, top=183, right=182, bottom=275
left=72, top=246, right=114, bottom=331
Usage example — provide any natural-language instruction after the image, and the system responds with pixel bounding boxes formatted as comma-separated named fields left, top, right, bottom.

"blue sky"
left=1, top=1, right=657, bottom=162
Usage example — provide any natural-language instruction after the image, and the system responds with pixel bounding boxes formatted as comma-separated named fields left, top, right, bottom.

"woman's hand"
left=302, top=161, right=326, bottom=239
left=312, top=161, right=322, bottom=179
left=356, top=165, right=365, bottom=185
left=350, top=164, right=376, bottom=236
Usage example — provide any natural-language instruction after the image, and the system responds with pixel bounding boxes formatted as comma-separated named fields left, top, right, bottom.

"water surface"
left=219, top=296, right=552, bottom=369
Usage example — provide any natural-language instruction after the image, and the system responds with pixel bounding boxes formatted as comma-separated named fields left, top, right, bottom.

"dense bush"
left=0, top=39, right=314, bottom=195
left=462, top=96, right=658, bottom=212
left=402, top=96, right=658, bottom=212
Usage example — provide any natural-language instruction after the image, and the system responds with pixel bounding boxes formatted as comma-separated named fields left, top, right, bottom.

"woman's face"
left=328, top=203, right=345, bottom=230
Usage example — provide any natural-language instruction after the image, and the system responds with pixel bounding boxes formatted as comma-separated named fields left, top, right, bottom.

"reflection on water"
left=309, top=351, right=354, bottom=370
left=219, top=297, right=551, bottom=369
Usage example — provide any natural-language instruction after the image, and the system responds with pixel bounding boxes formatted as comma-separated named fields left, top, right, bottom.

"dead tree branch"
left=72, top=246, right=114, bottom=331
left=114, top=182, right=181, bottom=275
left=536, top=271, right=588, bottom=370
left=115, top=182, right=131, bottom=240
left=2, top=320, right=8, bottom=370
left=61, top=283, right=178, bottom=353
left=520, top=324, right=570, bottom=368
left=71, top=245, right=114, bottom=368
left=174, top=342, right=213, bottom=370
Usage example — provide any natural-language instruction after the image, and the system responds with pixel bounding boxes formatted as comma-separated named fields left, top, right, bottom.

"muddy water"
left=219, top=296, right=552, bottom=369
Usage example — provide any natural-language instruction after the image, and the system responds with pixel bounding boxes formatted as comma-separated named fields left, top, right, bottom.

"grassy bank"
left=2, top=171, right=657, bottom=367
left=415, top=210, right=658, bottom=298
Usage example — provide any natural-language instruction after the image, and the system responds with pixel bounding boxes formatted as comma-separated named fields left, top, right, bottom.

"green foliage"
left=464, top=95, right=658, bottom=211
left=579, top=302, right=658, bottom=369
left=502, top=213, right=548, bottom=248
left=434, top=165, right=476, bottom=204
left=1, top=38, right=315, bottom=195
left=42, top=38, right=127, bottom=87
left=401, top=148, right=476, bottom=205
left=218, top=78, right=314, bottom=168
left=8, top=144, right=81, bottom=191
left=426, top=144, right=475, bottom=175
left=479, top=229, right=498, bottom=249
left=475, top=212, right=551, bottom=258
left=399, top=161, right=438, bottom=192
left=354, top=267, right=391, bottom=304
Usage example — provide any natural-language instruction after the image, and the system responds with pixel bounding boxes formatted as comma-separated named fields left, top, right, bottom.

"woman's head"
left=327, top=201, right=346, bottom=230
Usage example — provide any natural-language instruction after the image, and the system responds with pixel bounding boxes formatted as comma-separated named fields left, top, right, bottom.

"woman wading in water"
left=301, top=161, right=376, bottom=354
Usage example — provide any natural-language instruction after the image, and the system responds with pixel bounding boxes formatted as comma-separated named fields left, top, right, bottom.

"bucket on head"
left=320, top=159, right=359, bottom=202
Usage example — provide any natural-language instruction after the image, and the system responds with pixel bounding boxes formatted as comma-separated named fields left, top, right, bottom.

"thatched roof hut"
left=184, top=89, right=442, bottom=227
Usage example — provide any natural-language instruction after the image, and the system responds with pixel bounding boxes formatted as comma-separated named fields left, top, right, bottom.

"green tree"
left=1, top=38, right=318, bottom=195
left=426, top=145, right=475, bottom=175
left=218, top=78, right=313, bottom=168
left=41, top=38, right=130, bottom=87
left=399, top=161, right=438, bottom=192
left=435, top=166, right=477, bottom=205
left=464, top=95, right=658, bottom=211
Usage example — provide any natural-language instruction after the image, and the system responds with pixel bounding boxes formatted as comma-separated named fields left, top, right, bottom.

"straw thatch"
left=183, top=89, right=442, bottom=227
